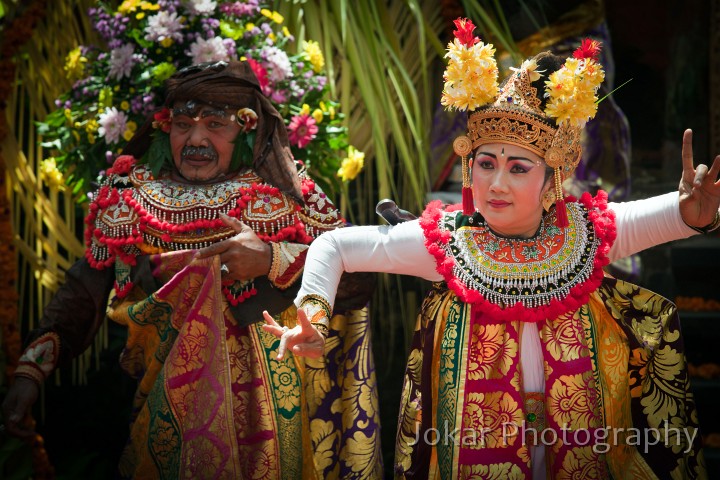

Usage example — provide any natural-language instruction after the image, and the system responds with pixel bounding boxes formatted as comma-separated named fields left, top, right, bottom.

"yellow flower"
left=123, top=129, right=135, bottom=141
left=85, top=119, right=99, bottom=133
left=319, top=101, right=327, bottom=112
left=312, top=109, right=323, bottom=124
left=139, top=1, right=159, bottom=10
left=302, top=40, right=325, bottom=74
left=88, top=133, right=96, bottom=144
left=120, top=101, right=130, bottom=111
left=301, top=104, right=311, bottom=116
left=64, top=109, right=72, bottom=121
left=282, top=26, right=290, bottom=37
left=338, top=146, right=365, bottom=182
left=268, top=32, right=276, bottom=43
left=118, top=0, right=141, bottom=14
left=126, top=121, right=138, bottom=132
left=544, top=57, right=604, bottom=127
left=136, top=12, right=145, bottom=20
left=245, top=22, right=255, bottom=31
left=160, top=37, right=173, bottom=48
left=441, top=39, right=498, bottom=111
left=261, top=9, right=284, bottom=24
left=40, top=158, right=65, bottom=190
left=328, top=106, right=335, bottom=119
left=64, top=47, right=86, bottom=81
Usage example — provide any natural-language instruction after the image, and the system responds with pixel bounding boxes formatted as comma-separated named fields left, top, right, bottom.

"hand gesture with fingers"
left=678, top=129, right=720, bottom=229
left=262, top=309, right=325, bottom=360
left=196, top=213, right=272, bottom=280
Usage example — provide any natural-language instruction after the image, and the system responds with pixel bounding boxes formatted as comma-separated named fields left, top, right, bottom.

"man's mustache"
left=181, top=145, right=218, bottom=161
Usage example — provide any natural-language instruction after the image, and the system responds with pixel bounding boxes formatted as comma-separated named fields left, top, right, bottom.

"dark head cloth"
left=125, top=61, right=302, bottom=201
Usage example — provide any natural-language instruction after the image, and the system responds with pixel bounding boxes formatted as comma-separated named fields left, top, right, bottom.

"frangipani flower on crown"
left=544, top=38, right=605, bottom=127
left=441, top=18, right=499, bottom=112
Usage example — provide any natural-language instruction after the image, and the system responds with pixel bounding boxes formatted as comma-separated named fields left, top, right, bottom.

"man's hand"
left=678, top=129, right=720, bottom=228
left=262, top=309, right=325, bottom=360
left=1, top=377, right=40, bottom=439
left=196, top=213, right=272, bottom=280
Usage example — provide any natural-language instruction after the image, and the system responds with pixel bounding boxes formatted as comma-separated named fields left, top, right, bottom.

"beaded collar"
left=420, top=192, right=616, bottom=322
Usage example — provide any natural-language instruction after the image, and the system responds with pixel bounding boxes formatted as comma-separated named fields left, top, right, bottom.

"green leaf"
left=143, top=131, right=172, bottom=178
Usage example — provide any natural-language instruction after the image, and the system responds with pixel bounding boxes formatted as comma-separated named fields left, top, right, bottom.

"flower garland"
left=419, top=190, right=617, bottom=323
left=84, top=169, right=313, bottom=304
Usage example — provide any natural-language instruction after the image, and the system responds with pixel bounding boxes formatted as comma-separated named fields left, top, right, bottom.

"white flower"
left=144, top=11, right=184, bottom=43
left=98, top=107, right=128, bottom=145
left=189, top=36, right=232, bottom=64
left=183, top=0, right=217, bottom=15
left=108, top=44, right=138, bottom=80
left=261, top=46, right=292, bottom=82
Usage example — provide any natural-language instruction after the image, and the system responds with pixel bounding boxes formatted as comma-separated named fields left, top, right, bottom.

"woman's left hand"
left=678, top=129, right=720, bottom=228
left=195, top=213, right=272, bottom=281
left=262, top=308, right=325, bottom=360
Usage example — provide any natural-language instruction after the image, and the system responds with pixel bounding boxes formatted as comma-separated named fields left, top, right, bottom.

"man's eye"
left=209, top=120, right=226, bottom=128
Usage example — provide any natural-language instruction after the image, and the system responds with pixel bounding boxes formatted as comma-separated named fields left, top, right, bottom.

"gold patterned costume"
left=17, top=161, right=382, bottom=479
left=391, top=194, right=705, bottom=479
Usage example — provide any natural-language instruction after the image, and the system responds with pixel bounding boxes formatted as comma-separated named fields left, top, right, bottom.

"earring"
left=542, top=190, right=555, bottom=212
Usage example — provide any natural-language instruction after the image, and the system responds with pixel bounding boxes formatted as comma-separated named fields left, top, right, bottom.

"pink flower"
left=287, top=114, right=318, bottom=148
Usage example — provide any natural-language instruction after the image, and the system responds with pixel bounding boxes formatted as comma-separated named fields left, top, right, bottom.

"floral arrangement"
left=544, top=38, right=605, bottom=127
left=37, top=0, right=364, bottom=201
left=440, top=18, right=498, bottom=112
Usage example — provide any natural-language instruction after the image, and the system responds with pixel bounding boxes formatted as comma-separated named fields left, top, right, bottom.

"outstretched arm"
left=263, top=220, right=441, bottom=357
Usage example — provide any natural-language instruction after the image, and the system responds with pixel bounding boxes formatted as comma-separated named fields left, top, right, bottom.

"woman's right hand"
left=1, top=376, right=40, bottom=439
left=262, top=308, right=325, bottom=360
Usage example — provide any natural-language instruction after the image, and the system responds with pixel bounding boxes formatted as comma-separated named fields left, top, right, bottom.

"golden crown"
left=441, top=18, right=605, bottom=224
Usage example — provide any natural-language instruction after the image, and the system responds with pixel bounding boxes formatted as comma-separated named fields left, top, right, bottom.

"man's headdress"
left=443, top=19, right=605, bottom=226
left=125, top=61, right=302, bottom=201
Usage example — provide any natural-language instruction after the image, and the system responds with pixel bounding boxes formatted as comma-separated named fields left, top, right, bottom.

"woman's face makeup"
left=471, top=142, right=552, bottom=238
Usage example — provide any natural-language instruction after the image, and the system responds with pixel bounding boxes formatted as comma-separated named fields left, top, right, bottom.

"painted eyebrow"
left=171, top=108, right=229, bottom=119
left=476, top=151, right=536, bottom=163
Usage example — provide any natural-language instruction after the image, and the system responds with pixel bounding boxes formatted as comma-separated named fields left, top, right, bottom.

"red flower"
left=107, top=155, right=136, bottom=175
left=152, top=107, right=172, bottom=133
left=453, top=18, right=479, bottom=47
left=287, top=114, right=318, bottom=148
left=247, top=58, right=270, bottom=95
left=573, top=38, right=602, bottom=60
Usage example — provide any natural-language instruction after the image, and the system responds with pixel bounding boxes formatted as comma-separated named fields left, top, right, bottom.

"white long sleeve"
left=608, top=191, right=698, bottom=262
left=295, top=220, right=440, bottom=308
left=297, top=191, right=699, bottom=308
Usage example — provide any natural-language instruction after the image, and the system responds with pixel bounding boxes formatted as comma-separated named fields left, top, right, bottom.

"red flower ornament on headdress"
left=452, top=18, right=480, bottom=47
left=573, top=38, right=602, bottom=60
left=152, top=107, right=172, bottom=133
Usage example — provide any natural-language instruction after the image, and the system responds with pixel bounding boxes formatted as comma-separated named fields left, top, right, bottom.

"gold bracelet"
left=311, top=322, right=330, bottom=338
left=298, top=293, right=332, bottom=330
left=687, top=210, right=720, bottom=234
left=268, top=242, right=282, bottom=281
